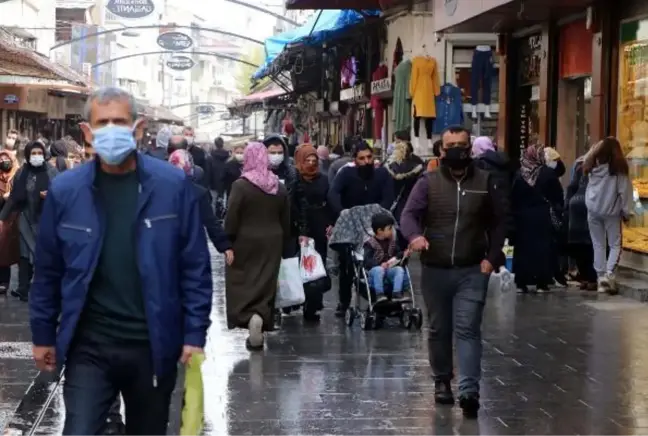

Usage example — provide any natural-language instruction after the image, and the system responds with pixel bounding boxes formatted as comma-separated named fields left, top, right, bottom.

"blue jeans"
left=368, top=266, right=408, bottom=294
left=62, top=339, right=177, bottom=435
left=420, top=265, right=489, bottom=396
left=470, top=49, right=493, bottom=105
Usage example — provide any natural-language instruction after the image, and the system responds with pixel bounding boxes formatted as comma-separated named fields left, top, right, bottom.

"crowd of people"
left=0, top=85, right=632, bottom=433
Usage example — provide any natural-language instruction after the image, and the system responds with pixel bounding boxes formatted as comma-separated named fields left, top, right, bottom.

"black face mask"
left=441, top=147, right=472, bottom=170
left=357, top=163, right=374, bottom=179
left=0, top=160, right=12, bottom=173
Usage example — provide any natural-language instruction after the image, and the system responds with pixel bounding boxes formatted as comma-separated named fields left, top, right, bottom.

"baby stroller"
left=329, top=204, right=423, bottom=331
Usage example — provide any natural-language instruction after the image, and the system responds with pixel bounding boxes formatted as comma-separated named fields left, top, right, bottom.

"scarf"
left=295, top=144, right=319, bottom=181
left=471, top=136, right=494, bottom=157
left=11, top=141, right=51, bottom=215
left=520, top=143, right=546, bottom=187
left=169, top=149, right=195, bottom=177
left=241, top=142, right=279, bottom=195
left=0, top=151, right=18, bottom=195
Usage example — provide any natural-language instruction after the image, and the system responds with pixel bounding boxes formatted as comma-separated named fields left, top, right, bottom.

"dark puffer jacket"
left=565, top=160, right=590, bottom=245
left=210, top=148, right=230, bottom=195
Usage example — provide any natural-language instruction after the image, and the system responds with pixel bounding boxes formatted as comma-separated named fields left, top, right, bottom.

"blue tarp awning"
left=252, top=9, right=380, bottom=80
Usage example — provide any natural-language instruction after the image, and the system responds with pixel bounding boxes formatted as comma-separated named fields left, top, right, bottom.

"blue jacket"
left=30, top=154, right=213, bottom=379
left=433, top=83, right=464, bottom=134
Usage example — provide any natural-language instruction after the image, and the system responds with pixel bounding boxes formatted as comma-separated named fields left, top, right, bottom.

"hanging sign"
left=3, top=94, right=18, bottom=104
left=166, top=56, right=195, bottom=71
left=340, top=84, right=366, bottom=103
left=106, top=0, right=155, bottom=19
left=370, top=78, right=391, bottom=95
left=157, top=32, right=193, bottom=51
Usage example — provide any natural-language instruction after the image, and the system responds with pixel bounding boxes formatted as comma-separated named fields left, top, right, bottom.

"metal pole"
left=91, top=51, right=259, bottom=69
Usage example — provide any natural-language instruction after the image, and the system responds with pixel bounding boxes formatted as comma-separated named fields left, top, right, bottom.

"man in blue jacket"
left=29, top=87, right=213, bottom=435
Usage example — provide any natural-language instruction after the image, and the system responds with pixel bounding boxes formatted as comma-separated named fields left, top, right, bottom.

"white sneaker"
left=247, top=314, right=264, bottom=349
left=597, top=276, right=609, bottom=293
left=606, top=273, right=617, bottom=292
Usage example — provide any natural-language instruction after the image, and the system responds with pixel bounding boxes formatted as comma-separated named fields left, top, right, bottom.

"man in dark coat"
left=210, top=136, right=230, bottom=196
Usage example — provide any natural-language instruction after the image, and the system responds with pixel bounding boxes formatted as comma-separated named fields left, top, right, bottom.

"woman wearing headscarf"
left=295, top=145, right=333, bottom=322
left=0, top=141, right=58, bottom=301
left=225, top=142, right=290, bottom=350
left=50, top=139, right=69, bottom=172
left=544, top=146, right=567, bottom=179
left=168, top=149, right=233, bottom=263
left=510, top=143, right=564, bottom=293
left=0, top=151, right=19, bottom=294
left=386, top=139, right=424, bottom=223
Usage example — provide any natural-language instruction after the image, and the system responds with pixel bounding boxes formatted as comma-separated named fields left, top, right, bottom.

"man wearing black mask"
left=400, top=125, right=508, bottom=419
left=328, top=140, right=394, bottom=316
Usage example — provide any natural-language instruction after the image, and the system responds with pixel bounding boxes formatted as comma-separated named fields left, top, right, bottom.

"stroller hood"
left=329, top=204, right=393, bottom=251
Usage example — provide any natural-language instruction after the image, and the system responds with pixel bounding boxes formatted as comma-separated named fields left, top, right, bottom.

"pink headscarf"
left=168, top=149, right=194, bottom=177
left=241, top=142, right=279, bottom=195
left=471, top=136, right=495, bottom=157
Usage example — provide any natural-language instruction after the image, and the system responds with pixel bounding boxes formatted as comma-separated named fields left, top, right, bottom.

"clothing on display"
left=433, top=83, right=464, bottom=134
left=393, top=59, right=412, bottom=132
left=470, top=46, right=494, bottom=106
left=370, top=63, right=389, bottom=140
left=392, top=38, right=403, bottom=89
left=341, top=57, right=357, bottom=89
left=409, top=56, right=441, bottom=139
left=413, top=116, right=434, bottom=139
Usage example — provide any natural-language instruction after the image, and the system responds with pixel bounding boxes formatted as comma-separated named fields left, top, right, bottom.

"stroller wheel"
left=374, top=315, right=385, bottom=330
left=410, top=308, right=423, bottom=330
left=360, top=310, right=375, bottom=330
left=345, top=307, right=356, bottom=327
left=400, top=309, right=411, bottom=329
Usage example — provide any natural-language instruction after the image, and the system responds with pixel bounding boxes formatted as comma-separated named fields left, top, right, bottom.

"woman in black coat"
left=565, top=157, right=597, bottom=290
left=295, top=145, right=334, bottom=322
left=511, top=144, right=564, bottom=293
left=385, top=140, right=424, bottom=223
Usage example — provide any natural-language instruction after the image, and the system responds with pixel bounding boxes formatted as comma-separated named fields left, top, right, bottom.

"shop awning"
left=0, top=37, right=88, bottom=86
left=231, top=88, right=287, bottom=107
left=253, top=9, right=381, bottom=80
left=286, top=0, right=385, bottom=8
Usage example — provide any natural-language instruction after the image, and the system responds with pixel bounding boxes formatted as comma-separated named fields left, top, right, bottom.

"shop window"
left=618, top=19, right=648, bottom=253
left=453, top=56, right=500, bottom=137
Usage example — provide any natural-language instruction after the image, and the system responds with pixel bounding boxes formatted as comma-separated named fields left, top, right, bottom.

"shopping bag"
left=489, top=267, right=514, bottom=294
left=180, top=353, right=206, bottom=436
left=276, top=257, right=306, bottom=308
left=299, top=238, right=327, bottom=283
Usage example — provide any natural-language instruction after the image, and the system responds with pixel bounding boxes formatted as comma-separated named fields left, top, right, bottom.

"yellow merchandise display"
left=618, top=20, right=648, bottom=253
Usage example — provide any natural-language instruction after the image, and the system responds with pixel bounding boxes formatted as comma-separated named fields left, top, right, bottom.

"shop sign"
left=20, top=88, right=48, bottom=113
left=3, top=94, right=18, bottom=104
left=47, top=96, right=66, bottom=119
left=157, top=32, right=193, bottom=51
left=444, top=0, right=458, bottom=16
left=340, top=84, right=366, bottom=103
left=196, top=104, right=215, bottom=114
left=371, top=78, right=391, bottom=95
left=166, top=56, right=194, bottom=71
left=106, top=0, right=155, bottom=19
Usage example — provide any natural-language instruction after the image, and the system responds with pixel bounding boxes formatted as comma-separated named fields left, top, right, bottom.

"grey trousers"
left=420, top=265, right=489, bottom=396
left=587, top=213, right=622, bottom=277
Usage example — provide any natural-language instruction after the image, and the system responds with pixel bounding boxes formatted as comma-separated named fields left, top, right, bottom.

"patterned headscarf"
left=471, top=136, right=495, bottom=157
left=168, top=149, right=194, bottom=177
left=295, top=144, right=319, bottom=181
left=241, top=142, right=279, bottom=195
left=520, top=143, right=545, bottom=187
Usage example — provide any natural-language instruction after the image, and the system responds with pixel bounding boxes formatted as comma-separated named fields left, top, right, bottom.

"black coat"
left=194, top=183, right=231, bottom=253
left=300, top=173, right=334, bottom=259
left=223, top=159, right=242, bottom=196
left=209, top=149, right=230, bottom=194
left=511, top=166, right=564, bottom=285
left=386, top=157, right=424, bottom=223
left=565, top=161, right=590, bottom=245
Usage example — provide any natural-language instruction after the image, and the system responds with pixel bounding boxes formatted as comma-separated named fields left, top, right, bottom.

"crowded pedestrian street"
left=0, top=247, right=646, bottom=435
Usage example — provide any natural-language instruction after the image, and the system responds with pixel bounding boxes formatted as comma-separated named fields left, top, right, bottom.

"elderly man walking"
left=30, top=87, right=213, bottom=435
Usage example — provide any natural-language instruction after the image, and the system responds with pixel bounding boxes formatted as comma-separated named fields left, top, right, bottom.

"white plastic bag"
left=300, top=238, right=327, bottom=283
left=276, top=257, right=306, bottom=308
left=489, top=267, right=514, bottom=294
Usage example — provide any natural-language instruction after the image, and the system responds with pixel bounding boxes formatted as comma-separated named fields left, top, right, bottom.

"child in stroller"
left=363, top=213, right=411, bottom=304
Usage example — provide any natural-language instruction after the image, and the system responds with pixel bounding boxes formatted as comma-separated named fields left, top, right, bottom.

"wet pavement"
left=5, top=252, right=648, bottom=434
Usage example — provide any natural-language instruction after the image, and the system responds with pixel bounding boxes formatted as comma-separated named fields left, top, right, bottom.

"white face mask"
left=329, top=153, right=340, bottom=160
left=5, top=138, right=15, bottom=149
left=185, top=136, right=194, bottom=146
left=269, top=154, right=284, bottom=168
left=546, top=160, right=558, bottom=169
left=234, top=153, right=244, bottom=162
left=30, top=155, right=44, bottom=167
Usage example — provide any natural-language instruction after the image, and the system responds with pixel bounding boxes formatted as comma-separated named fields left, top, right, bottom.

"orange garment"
left=409, top=56, right=441, bottom=118
left=427, top=158, right=440, bottom=172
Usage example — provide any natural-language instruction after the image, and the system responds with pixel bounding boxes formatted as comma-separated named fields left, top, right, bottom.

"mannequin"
left=470, top=45, right=494, bottom=120
left=409, top=45, right=441, bottom=154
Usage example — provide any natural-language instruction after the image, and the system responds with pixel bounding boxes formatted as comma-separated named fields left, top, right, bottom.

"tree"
left=235, top=44, right=267, bottom=95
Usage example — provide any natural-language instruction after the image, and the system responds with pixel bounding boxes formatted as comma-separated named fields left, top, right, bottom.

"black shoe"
left=434, top=381, right=454, bottom=405
left=282, top=307, right=293, bottom=315
left=11, top=290, right=28, bottom=302
left=459, top=394, right=480, bottom=418
left=335, top=304, right=348, bottom=318
left=303, top=311, right=321, bottom=323
left=102, top=416, right=126, bottom=435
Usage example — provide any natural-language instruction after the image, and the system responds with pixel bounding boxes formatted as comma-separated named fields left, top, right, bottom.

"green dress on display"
left=393, top=59, right=412, bottom=133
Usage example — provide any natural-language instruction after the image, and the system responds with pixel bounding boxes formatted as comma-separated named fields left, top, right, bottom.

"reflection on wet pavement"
left=7, top=250, right=648, bottom=434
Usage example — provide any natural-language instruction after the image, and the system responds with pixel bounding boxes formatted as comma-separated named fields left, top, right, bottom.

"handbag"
left=276, top=257, right=306, bottom=308
left=543, top=197, right=563, bottom=232
left=300, top=238, right=331, bottom=294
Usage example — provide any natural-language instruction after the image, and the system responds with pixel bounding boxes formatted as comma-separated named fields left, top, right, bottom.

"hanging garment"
left=341, top=57, right=357, bottom=89
left=370, top=64, right=389, bottom=140
left=392, top=38, right=403, bottom=88
left=393, top=59, right=412, bottom=133
left=470, top=48, right=494, bottom=105
left=433, top=83, right=465, bottom=133
left=409, top=56, right=441, bottom=118
left=413, top=116, right=434, bottom=139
